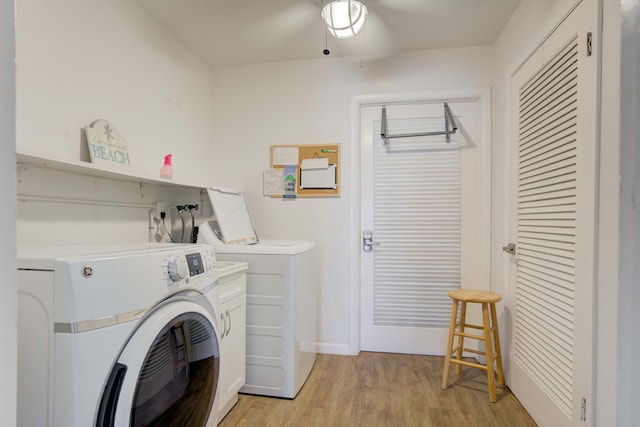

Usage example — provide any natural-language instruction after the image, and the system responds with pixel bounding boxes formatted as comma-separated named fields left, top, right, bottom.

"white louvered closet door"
left=507, top=2, right=596, bottom=426
left=360, top=96, right=490, bottom=355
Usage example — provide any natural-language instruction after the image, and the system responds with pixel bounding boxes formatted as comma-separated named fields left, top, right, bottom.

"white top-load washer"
left=197, top=186, right=317, bottom=399
left=17, top=242, right=223, bottom=427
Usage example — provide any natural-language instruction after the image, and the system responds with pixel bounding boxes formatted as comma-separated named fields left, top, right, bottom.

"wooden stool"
left=441, top=289, right=505, bottom=402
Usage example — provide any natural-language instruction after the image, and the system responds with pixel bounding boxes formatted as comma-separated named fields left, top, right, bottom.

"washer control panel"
left=166, top=246, right=216, bottom=283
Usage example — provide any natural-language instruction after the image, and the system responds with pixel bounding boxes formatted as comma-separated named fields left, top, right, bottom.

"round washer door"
left=97, top=299, right=220, bottom=427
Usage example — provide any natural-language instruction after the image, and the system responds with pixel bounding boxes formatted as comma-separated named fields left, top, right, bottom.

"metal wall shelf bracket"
left=381, top=102, right=458, bottom=146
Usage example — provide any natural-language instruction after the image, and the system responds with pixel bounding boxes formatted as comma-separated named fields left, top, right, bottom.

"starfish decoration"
left=103, top=124, right=114, bottom=142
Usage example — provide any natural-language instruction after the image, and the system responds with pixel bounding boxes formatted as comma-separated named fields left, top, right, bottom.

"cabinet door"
left=222, top=294, right=246, bottom=395
left=218, top=291, right=246, bottom=419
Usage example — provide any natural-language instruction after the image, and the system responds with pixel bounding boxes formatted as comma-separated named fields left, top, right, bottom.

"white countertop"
left=216, top=260, right=248, bottom=278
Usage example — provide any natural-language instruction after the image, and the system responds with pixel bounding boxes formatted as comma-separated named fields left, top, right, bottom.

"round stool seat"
left=447, top=289, right=502, bottom=304
left=442, top=288, right=504, bottom=402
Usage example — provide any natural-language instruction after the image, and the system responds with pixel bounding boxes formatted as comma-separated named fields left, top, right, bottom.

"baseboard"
left=316, top=342, right=357, bottom=356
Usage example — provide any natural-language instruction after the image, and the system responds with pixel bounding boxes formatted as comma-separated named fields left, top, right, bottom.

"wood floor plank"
left=218, top=352, right=537, bottom=427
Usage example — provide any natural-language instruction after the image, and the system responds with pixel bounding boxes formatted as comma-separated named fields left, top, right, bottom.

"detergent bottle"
left=160, top=154, right=173, bottom=179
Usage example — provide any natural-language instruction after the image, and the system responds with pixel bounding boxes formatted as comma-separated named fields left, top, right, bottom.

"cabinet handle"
left=225, top=310, right=231, bottom=335
left=220, top=313, right=226, bottom=338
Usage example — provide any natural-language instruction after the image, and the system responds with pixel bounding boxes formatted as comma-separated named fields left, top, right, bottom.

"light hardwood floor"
left=218, top=352, right=537, bottom=427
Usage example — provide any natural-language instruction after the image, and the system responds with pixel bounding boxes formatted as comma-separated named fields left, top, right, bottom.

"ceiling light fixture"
left=321, top=0, right=368, bottom=39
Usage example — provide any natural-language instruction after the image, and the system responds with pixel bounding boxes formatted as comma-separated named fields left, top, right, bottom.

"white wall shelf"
left=16, top=150, right=207, bottom=190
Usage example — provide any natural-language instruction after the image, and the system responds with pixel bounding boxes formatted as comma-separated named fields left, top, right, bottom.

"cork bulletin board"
left=269, top=144, right=340, bottom=197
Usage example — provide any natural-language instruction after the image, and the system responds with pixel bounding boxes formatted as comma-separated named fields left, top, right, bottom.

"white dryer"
left=198, top=186, right=317, bottom=399
left=17, top=242, right=222, bottom=427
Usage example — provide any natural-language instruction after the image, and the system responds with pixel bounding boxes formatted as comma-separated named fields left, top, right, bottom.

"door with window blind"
left=360, top=96, right=490, bottom=354
left=506, top=1, right=596, bottom=425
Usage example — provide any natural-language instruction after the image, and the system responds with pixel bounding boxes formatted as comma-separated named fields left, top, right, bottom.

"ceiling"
left=136, top=0, right=522, bottom=68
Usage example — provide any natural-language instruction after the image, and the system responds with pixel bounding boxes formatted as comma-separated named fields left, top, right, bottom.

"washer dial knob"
left=167, top=257, right=188, bottom=282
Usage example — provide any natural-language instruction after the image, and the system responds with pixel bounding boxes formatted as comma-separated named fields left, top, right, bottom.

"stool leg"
left=454, top=301, right=467, bottom=376
left=441, top=299, right=459, bottom=389
left=490, top=302, right=505, bottom=386
left=482, top=302, right=497, bottom=402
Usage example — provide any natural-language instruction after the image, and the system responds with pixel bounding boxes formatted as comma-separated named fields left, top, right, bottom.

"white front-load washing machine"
left=17, top=242, right=222, bottom=427
left=198, top=186, right=317, bottom=399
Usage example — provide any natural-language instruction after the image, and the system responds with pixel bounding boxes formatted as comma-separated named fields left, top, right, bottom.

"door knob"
left=502, top=243, right=516, bottom=255
left=363, top=230, right=380, bottom=252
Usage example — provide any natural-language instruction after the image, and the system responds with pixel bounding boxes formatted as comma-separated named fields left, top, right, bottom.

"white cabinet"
left=216, top=261, right=248, bottom=421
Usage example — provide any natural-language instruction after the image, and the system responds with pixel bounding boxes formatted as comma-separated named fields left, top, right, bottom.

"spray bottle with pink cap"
left=160, top=154, right=173, bottom=179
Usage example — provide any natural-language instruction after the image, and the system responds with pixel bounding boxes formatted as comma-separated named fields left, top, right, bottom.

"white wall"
left=209, top=47, right=494, bottom=354
left=1, top=1, right=17, bottom=425
left=16, top=0, right=215, bottom=183
left=16, top=165, right=205, bottom=245
left=14, top=0, right=216, bottom=245
left=595, top=1, right=639, bottom=424
left=615, top=1, right=640, bottom=425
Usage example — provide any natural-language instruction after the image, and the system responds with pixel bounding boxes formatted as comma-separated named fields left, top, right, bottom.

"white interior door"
left=360, top=95, right=490, bottom=355
left=506, top=1, right=596, bottom=425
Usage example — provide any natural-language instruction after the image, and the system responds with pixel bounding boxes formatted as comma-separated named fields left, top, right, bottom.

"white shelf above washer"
left=16, top=150, right=207, bottom=189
